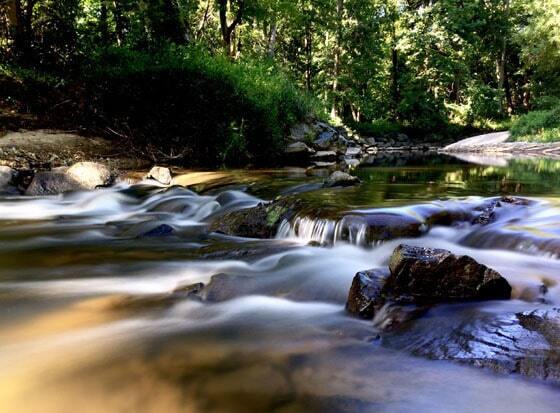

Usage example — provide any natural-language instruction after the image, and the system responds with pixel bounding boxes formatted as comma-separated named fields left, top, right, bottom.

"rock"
left=210, top=198, right=301, bottom=239
left=346, top=269, right=389, bottom=319
left=382, top=306, right=560, bottom=385
left=141, top=223, right=175, bottom=237
left=311, top=151, right=337, bottom=161
left=26, top=171, right=83, bottom=195
left=472, top=196, right=532, bottom=225
left=285, top=142, right=316, bottom=163
left=345, top=147, right=362, bottom=158
left=346, top=245, right=511, bottom=324
left=386, top=244, right=512, bottom=302
left=314, top=131, right=337, bottom=149
left=0, top=166, right=17, bottom=193
left=286, top=142, right=315, bottom=155
left=173, top=282, right=205, bottom=297
left=145, top=166, right=172, bottom=185
left=323, top=171, right=361, bottom=188
left=66, top=162, right=112, bottom=189
left=289, top=122, right=316, bottom=142
left=366, top=137, right=377, bottom=145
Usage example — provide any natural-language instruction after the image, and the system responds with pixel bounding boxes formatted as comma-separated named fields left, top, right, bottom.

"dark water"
left=1, top=155, right=560, bottom=413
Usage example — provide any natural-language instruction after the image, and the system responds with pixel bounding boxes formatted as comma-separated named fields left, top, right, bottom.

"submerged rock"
left=145, top=166, right=172, bottom=185
left=472, top=196, right=533, bottom=225
left=382, top=306, right=560, bottom=385
left=323, top=171, right=360, bottom=188
left=141, top=223, right=175, bottom=238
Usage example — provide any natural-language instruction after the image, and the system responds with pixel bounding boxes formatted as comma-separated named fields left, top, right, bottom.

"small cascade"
left=276, top=215, right=370, bottom=246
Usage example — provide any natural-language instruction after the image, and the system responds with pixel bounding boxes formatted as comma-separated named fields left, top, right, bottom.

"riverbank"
left=440, top=131, right=560, bottom=160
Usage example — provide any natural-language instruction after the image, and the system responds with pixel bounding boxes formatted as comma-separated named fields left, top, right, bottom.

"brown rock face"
left=346, top=244, right=511, bottom=320
left=386, top=244, right=511, bottom=302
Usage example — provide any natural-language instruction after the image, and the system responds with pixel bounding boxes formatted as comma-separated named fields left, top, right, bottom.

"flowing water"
left=1, top=156, right=560, bottom=413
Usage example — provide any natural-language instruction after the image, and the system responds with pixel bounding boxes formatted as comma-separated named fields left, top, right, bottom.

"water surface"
left=1, top=155, right=560, bottom=413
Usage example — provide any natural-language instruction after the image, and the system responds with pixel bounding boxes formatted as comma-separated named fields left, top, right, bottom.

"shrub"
left=78, top=46, right=319, bottom=166
left=510, top=104, right=560, bottom=142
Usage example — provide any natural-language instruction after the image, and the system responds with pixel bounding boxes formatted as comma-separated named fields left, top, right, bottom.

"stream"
left=1, top=155, right=560, bottom=413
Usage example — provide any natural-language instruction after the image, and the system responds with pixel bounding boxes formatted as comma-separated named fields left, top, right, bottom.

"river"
left=1, top=155, right=560, bottom=413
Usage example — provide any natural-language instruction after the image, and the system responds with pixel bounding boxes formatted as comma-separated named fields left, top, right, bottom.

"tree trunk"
left=99, top=1, right=110, bottom=45
left=496, top=0, right=512, bottom=113
left=11, top=0, right=35, bottom=62
left=219, top=0, right=245, bottom=57
left=331, top=0, right=343, bottom=118
left=112, top=0, right=128, bottom=45
left=267, top=20, right=277, bottom=59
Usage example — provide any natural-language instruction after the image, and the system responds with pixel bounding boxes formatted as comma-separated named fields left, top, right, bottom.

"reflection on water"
left=2, top=156, right=560, bottom=413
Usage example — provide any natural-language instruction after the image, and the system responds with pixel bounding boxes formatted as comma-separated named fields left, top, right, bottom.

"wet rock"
left=141, top=223, right=175, bottom=238
left=145, top=166, right=172, bottom=185
left=209, top=198, right=301, bottom=239
left=387, top=244, right=511, bottom=302
left=323, top=171, right=361, bottom=188
left=66, top=162, right=113, bottom=189
left=25, top=171, right=83, bottom=195
left=173, top=282, right=205, bottom=297
left=346, top=269, right=389, bottom=319
left=346, top=245, right=511, bottom=324
left=382, top=306, right=560, bottom=385
left=473, top=196, right=532, bottom=225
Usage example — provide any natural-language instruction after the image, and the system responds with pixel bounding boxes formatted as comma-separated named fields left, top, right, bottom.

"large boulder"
left=66, top=162, right=113, bottom=189
left=347, top=244, right=511, bottom=320
left=26, top=171, right=83, bottom=195
left=26, top=162, right=113, bottom=195
left=386, top=244, right=511, bottom=302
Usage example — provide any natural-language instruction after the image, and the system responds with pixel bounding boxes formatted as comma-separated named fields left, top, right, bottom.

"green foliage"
left=510, top=104, right=560, bottom=142
left=352, top=119, right=402, bottom=137
left=1, top=0, right=560, bottom=152
left=81, top=46, right=317, bottom=165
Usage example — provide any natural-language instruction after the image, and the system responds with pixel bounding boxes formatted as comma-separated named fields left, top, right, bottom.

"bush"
left=77, top=46, right=319, bottom=166
left=510, top=104, right=560, bottom=142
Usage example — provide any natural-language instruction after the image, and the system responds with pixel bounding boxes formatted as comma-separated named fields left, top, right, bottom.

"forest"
left=1, top=0, right=559, bottom=164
